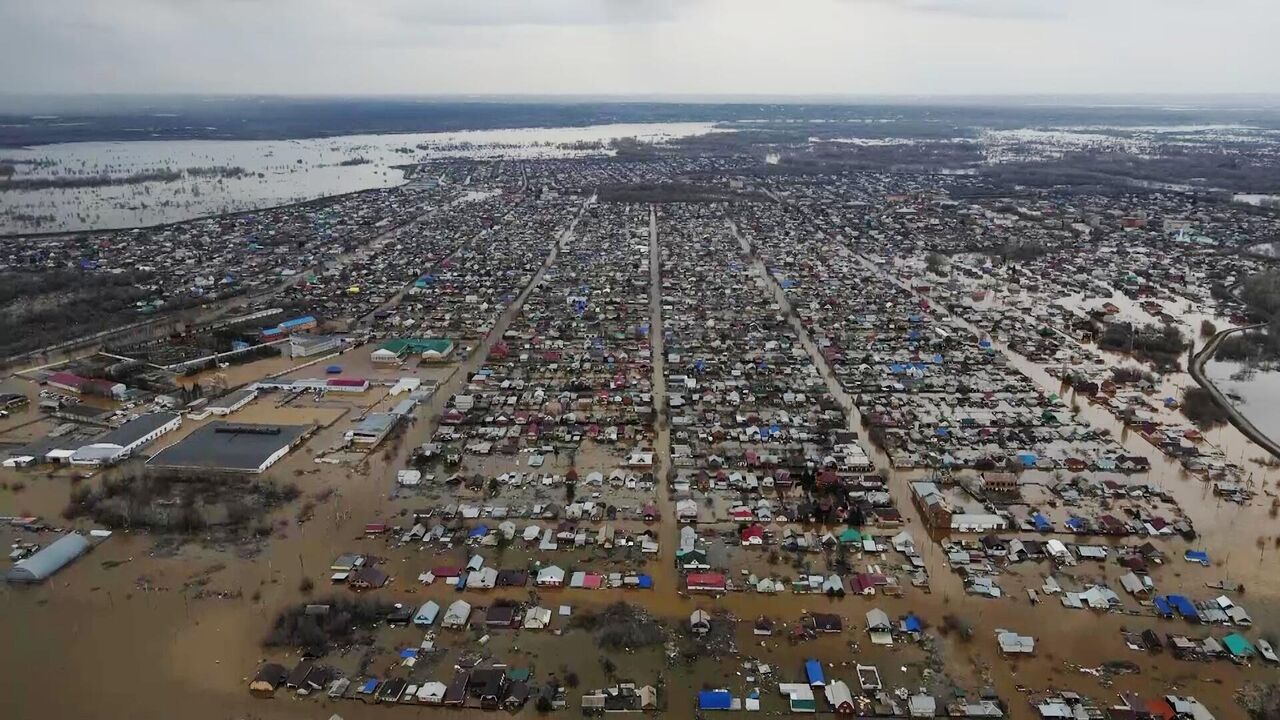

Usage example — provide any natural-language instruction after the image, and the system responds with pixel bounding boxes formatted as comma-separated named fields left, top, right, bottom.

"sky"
left=0, top=0, right=1277, bottom=97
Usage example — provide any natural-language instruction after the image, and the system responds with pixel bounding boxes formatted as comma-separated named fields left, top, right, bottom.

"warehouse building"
left=346, top=413, right=398, bottom=446
left=6, top=532, right=91, bottom=583
left=207, top=387, right=258, bottom=416
left=148, top=422, right=310, bottom=474
left=69, top=412, right=181, bottom=465
left=371, top=337, right=455, bottom=364
left=289, top=334, right=344, bottom=358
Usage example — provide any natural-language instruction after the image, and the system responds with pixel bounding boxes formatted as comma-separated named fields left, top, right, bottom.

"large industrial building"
left=68, top=412, right=182, bottom=465
left=289, top=334, right=344, bottom=358
left=371, top=338, right=455, bottom=364
left=148, top=421, right=310, bottom=473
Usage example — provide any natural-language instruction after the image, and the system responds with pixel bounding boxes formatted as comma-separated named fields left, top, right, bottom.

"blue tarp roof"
left=1154, top=596, right=1172, bottom=616
left=637, top=574, right=653, bottom=589
left=1166, top=595, right=1198, bottom=618
left=399, top=648, right=418, bottom=658
left=1066, top=517, right=1085, bottom=531
left=1184, top=550, right=1210, bottom=565
left=699, top=690, right=732, bottom=710
left=469, top=525, right=488, bottom=537
left=1017, top=452, right=1038, bottom=466
left=805, top=659, right=825, bottom=685
left=360, top=679, right=379, bottom=693
left=902, top=614, right=923, bottom=633
left=1032, top=513, right=1052, bottom=531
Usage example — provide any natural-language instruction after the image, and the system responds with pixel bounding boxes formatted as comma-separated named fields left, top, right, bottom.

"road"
left=1188, top=322, right=1280, bottom=460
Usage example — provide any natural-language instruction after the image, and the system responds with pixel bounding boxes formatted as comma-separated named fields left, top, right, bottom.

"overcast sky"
left=1, top=0, right=1277, bottom=96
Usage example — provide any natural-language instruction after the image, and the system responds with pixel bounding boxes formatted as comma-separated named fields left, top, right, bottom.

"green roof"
left=1223, top=633, right=1255, bottom=657
left=839, top=528, right=863, bottom=543
left=378, top=338, right=454, bottom=356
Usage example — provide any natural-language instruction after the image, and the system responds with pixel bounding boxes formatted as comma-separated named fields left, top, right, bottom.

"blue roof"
left=1032, top=513, right=1052, bottom=531
left=399, top=648, right=418, bottom=658
left=903, top=614, right=923, bottom=632
left=1153, top=596, right=1173, bottom=616
left=805, top=659, right=825, bottom=685
left=279, top=315, right=316, bottom=329
left=637, top=574, right=653, bottom=589
left=469, top=525, right=488, bottom=537
left=1184, top=550, right=1210, bottom=565
left=1066, top=517, right=1085, bottom=531
left=1166, top=595, right=1198, bottom=618
left=699, top=690, right=732, bottom=710
left=360, top=678, right=379, bottom=693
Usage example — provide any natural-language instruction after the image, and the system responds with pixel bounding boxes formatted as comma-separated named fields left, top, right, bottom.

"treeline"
left=0, top=165, right=249, bottom=191
left=983, top=149, right=1280, bottom=194
left=1097, top=322, right=1187, bottom=371
left=62, top=470, right=301, bottom=534
left=265, top=597, right=393, bottom=656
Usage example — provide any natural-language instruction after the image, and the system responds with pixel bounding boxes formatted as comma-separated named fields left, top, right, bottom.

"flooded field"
left=0, top=122, right=718, bottom=234
left=1204, top=359, right=1280, bottom=448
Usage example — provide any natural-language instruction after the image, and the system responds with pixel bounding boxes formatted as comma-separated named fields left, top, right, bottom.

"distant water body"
left=0, top=122, right=718, bottom=235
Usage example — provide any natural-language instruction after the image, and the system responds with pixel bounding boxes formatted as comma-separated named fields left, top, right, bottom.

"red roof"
left=432, top=567, right=461, bottom=577
left=48, top=371, right=86, bottom=388
left=327, top=377, right=367, bottom=387
left=686, top=572, right=726, bottom=589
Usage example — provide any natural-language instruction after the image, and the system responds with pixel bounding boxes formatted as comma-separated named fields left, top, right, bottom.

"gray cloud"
left=0, top=0, right=1275, bottom=96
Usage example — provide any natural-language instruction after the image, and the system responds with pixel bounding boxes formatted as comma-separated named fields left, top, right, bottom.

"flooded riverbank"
left=0, top=122, right=719, bottom=234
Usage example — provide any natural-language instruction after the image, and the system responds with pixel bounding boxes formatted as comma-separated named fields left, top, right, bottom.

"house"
left=523, top=606, right=552, bottom=630
left=824, top=680, right=856, bottom=714
left=413, top=601, right=440, bottom=626
left=810, top=613, right=842, bottom=633
left=485, top=604, right=517, bottom=628
left=441, top=599, right=472, bottom=629
left=910, top=694, right=938, bottom=718
left=417, top=681, right=448, bottom=704
left=996, top=630, right=1035, bottom=655
left=249, top=663, right=288, bottom=697
left=754, top=616, right=776, bottom=636
left=536, top=565, right=566, bottom=587
left=686, top=572, right=726, bottom=593
left=780, top=683, right=817, bottom=713
left=690, top=609, right=712, bottom=634
left=469, top=668, right=509, bottom=709
left=349, top=566, right=388, bottom=591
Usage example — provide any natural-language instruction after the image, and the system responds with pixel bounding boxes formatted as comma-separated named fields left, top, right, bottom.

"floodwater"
left=1205, top=358, right=1280, bottom=448
left=0, top=122, right=719, bottom=234
left=2, top=201, right=1279, bottom=720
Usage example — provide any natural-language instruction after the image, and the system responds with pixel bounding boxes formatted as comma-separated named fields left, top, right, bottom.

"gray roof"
left=94, top=412, right=179, bottom=449
left=209, top=388, right=257, bottom=410
left=6, top=532, right=90, bottom=583
left=353, top=413, right=397, bottom=435
left=148, top=421, right=308, bottom=472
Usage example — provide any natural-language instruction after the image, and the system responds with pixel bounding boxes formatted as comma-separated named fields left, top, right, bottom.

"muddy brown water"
left=2, top=203, right=1277, bottom=720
